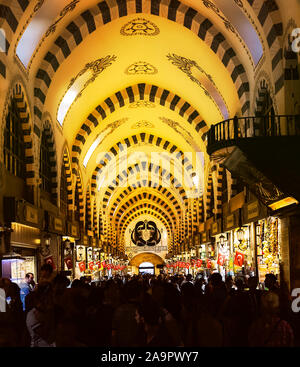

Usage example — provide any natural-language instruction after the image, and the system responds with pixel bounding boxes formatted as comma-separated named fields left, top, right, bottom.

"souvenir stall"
left=200, top=231, right=217, bottom=277
left=75, top=242, right=87, bottom=279
left=256, top=217, right=281, bottom=284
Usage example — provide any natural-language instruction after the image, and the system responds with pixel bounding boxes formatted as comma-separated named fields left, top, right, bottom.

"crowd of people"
left=0, top=265, right=299, bottom=347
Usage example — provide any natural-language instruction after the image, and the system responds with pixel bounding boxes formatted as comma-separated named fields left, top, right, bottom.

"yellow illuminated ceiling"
left=13, top=0, right=263, bottom=251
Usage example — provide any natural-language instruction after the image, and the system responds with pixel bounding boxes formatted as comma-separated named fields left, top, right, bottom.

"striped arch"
left=198, top=195, right=204, bottom=223
left=283, top=19, right=299, bottom=82
left=96, top=161, right=189, bottom=208
left=121, top=210, right=172, bottom=243
left=34, top=0, right=251, bottom=122
left=214, top=164, right=224, bottom=217
left=3, top=82, right=35, bottom=185
left=85, top=186, right=92, bottom=233
left=41, top=120, right=58, bottom=202
left=112, top=195, right=178, bottom=230
left=90, top=133, right=195, bottom=193
left=120, top=204, right=175, bottom=239
left=205, top=170, right=214, bottom=220
left=93, top=198, right=98, bottom=237
left=72, top=84, right=208, bottom=173
left=118, top=201, right=176, bottom=232
left=108, top=186, right=185, bottom=220
left=74, top=173, right=84, bottom=224
left=62, top=146, right=73, bottom=211
left=0, top=0, right=30, bottom=78
left=246, top=0, right=284, bottom=94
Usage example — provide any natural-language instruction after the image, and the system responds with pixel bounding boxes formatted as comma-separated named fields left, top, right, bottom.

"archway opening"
left=139, top=262, right=154, bottom=275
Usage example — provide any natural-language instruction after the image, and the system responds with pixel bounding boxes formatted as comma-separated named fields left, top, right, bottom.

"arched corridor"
left=0, top=0, right=300, bottom=349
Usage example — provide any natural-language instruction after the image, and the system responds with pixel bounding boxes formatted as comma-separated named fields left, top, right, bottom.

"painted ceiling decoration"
left=125, top=61, right=158, bottom=75
left=120, top=17, right=160, bottom=36
left=131, top=220, right=162, bottom=247
left=57, top=55, right=117, bottom=125
left=166, top=53, right=230, bottom=119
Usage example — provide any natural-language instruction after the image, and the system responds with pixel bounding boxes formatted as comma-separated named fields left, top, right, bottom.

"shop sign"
left=199, top=223, right=205, bottom=232
left=71, top=224, right=79, bottom=238
left=211, top=222, right=219, bottom=236
left=201, top=232, right=207, bottom=243
left=247, top=201, right=260, bottom=220
left=25, top=205, right=39, bottom=225
left=54, top=218, right=63, bottom=233
left=83, top=236, right=89, bottom=246
left=226, top=214, right=235, bottom=230
left=76, top=245, right=86, bottom=262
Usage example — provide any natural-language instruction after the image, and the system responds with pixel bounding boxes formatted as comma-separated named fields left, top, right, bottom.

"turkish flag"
left=44, top=256, right=56, bottom=270
left=206, top=259, right=212, bottom=269
left=78, top=261, right=86, bottom=272
left=95, top=260, right=101, bottom=269
left=234, top=251, right=245, bottom=267
left=217, top=254, right=226, bottom=266
left=196, top=259, right=202, bottom=268
left=88, top=261, right=94, bottom=271
left=64, top=256, right=73, bottom=269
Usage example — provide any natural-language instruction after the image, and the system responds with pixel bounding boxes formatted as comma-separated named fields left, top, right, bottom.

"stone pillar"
left=280, top=217, right=291, bottom=290
left=288, top=215, right=300, bottom=290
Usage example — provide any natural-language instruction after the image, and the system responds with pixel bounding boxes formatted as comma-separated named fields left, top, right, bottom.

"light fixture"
left=83, top=134, right=102, bottom=167
left=236, top=227, right=245, bottom=243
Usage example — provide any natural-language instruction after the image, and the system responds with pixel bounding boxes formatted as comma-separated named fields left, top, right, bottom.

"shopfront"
left=243, top=200, right=281, bottom=284
left=1, top=198, right=43, bottom=284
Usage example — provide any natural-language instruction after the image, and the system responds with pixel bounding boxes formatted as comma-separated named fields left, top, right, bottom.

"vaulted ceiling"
left=7, top=0, right=278, bottom=252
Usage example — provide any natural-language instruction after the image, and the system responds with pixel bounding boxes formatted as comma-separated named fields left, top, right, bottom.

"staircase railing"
left=207, top=115, right=300, bottom=153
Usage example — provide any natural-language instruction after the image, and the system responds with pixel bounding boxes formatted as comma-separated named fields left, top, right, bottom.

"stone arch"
left=40, top=119, right=58, bottom=203
left=61, top=144, right=73, bottom=211
left=96, top=160, right=189, bottom=208
left=2, top=81, right=35, bottom=186
left=72, top=84, right=208, bottom=174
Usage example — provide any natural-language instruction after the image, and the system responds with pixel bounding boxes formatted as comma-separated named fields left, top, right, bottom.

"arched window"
left=3, top=98, right=26, bottom=179
left=60, top=164, right=68, bottom=217
left=40, top=129, right=54, bottom=201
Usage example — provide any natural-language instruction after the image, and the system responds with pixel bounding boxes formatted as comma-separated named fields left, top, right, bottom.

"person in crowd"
left=26, top=282, right=56, bottom=347
left=19, top=273, right=35, bottom=311
left=248, top=291, right=294, bottom=347
left=39, top=263, right=55, bottom=283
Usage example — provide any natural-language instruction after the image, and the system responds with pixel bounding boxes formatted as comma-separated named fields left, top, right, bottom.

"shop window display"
left=256, top=217, right=281, bottom=284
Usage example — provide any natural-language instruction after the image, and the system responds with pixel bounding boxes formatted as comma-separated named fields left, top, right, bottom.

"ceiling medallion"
left=129, top=101, right=156, bottom=108
left=132, top=120, right=155, bottom=129
left=120, top=18, right=160, bottom=36
left=125, top=61, right=158, bottom=75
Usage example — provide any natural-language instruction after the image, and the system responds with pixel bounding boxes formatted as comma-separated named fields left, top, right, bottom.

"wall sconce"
left=236, top=227, right=245, bottom=243
left=40, top=234, right=51, bottom=257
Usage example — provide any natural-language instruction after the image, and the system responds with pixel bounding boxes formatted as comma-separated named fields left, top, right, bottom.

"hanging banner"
left=88, top=261, right=94, bottom=271
left=206, top=259, right=212, bottom=269
left=234, top=251, right=245, bottom=267
left=78, top=261, right=86, bottom=272
left=44, top=255, right=56, bottom=270
left=64, top=256, right=73, bottom=270
left=217, top=253, right=226, bottom=266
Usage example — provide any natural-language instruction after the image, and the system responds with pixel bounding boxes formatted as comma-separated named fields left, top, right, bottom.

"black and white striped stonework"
left=33, top=0, right=250, bottom=125
left=247, top=0, right=284, bottom=94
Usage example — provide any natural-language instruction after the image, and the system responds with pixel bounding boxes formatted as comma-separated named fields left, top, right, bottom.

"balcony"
left=206, top=115, right=300, bottom=206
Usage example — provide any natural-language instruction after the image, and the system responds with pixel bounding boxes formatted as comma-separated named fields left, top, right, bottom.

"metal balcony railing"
left=207, top=115, right=300, bottom=155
